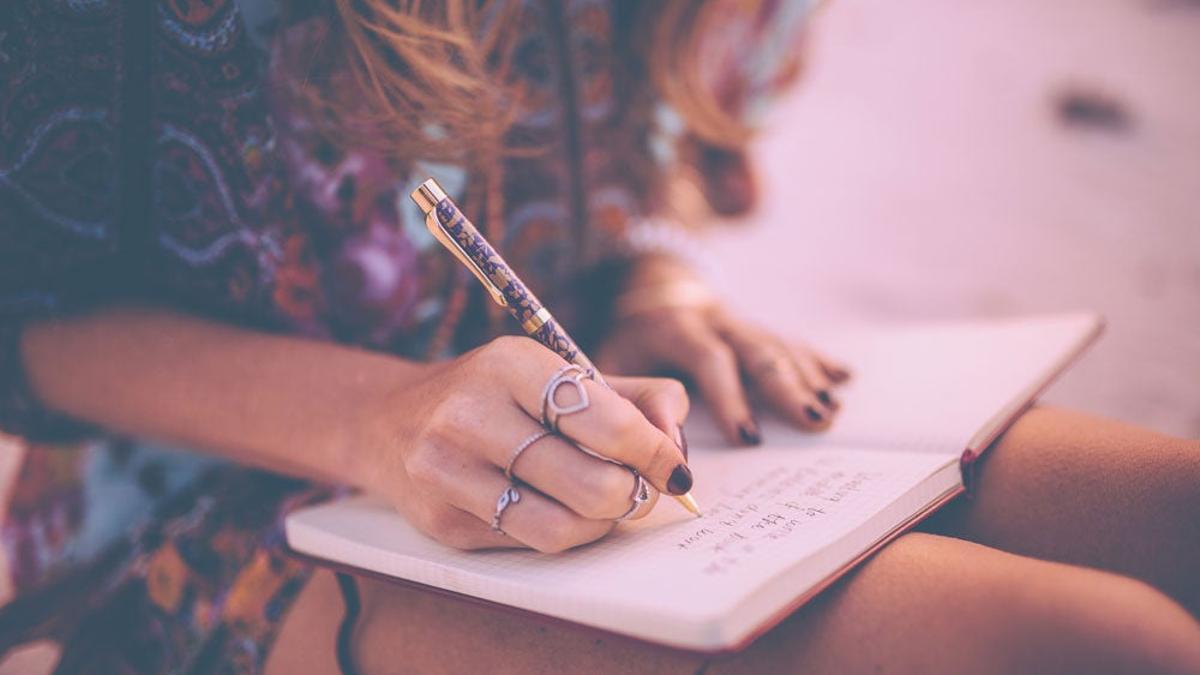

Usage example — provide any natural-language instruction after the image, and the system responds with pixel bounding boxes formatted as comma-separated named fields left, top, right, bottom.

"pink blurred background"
left=710, top=0, right=1200, bottom=437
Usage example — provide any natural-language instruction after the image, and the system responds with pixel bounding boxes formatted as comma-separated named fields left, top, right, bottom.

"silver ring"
left=505, top=429, right=552, bottom=480
left=614, top=471, right=651, bottom=523
left=490, top=483, right=522, bottom=534
left=540, top=364, right=595, bottom=433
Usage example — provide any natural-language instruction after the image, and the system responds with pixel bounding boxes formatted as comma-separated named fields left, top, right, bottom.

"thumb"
left=608, top=376, right=690, bottom=459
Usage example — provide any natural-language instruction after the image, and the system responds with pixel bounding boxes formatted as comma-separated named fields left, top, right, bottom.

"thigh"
left=266, top=533, right=1200, bottom=675
left=267, top=568, right=704, bottom=675
left=714, top=533, right=1200, bottom=675
left=922, top=406, right=1200, bottom=611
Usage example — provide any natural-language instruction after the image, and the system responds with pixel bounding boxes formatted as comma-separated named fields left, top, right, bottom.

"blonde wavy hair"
left=281, top=0, right=760, bottom=166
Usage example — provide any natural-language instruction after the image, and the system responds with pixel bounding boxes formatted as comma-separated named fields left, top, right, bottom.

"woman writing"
left=1, top=1, right=1197, bottom=672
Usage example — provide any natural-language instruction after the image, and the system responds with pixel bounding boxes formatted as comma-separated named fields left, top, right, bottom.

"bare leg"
left=266, top=534, right=1200, bottom=675
left=923, top=406, right=1200, bottom=614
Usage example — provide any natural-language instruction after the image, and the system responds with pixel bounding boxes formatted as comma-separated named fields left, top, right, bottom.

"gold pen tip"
left=676, top=492, right=703, bottom=518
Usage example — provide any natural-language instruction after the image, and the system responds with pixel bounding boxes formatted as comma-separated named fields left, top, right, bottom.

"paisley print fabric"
left=0, top=0, right=813, bottom=671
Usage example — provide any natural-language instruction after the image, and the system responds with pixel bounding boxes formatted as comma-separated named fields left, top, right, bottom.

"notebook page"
left=684, top=313, right=1102, bottom=457
left=286, top=448, right=955, bottom=649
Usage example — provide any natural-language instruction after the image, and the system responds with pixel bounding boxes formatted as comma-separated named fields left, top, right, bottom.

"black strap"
left=334, top=573, right=363, bottom=675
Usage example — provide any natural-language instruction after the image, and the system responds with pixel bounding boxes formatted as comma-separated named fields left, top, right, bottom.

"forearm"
left=19, top=305, right=423, bottom=486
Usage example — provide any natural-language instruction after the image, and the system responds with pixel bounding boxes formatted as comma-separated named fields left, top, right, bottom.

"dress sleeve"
left=0, top=3, right=130, bottom=440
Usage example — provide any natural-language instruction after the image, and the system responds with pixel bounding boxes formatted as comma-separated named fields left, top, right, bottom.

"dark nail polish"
left=738, top=420, right=762, bottom=446
left=805, top=405, right=824, bottom=422
left=667, top=463, right=694, bottom=495
left=816, top=390, right=834, bottom=407
left=676, top=424, right=689, bottom=460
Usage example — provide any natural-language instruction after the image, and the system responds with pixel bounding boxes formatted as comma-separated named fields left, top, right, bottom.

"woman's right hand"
left=353, top=335, right=693, bottom=553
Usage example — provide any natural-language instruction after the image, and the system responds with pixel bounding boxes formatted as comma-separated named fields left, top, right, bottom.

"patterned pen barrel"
left=411, top=178, right=602, bottom=382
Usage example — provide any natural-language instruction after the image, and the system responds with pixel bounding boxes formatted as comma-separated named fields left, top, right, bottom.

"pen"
left=411, top=178, right=702, bottom=518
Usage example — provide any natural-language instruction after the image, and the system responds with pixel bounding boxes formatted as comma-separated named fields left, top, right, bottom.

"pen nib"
left=677, top=492, right=703, bottom=518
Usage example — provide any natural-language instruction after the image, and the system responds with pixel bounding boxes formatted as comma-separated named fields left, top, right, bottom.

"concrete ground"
left=711, top=0, right=1200, bottom=438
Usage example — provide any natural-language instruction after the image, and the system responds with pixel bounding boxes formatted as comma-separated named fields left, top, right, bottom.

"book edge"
left=965, top=312, right=1105, bottom=458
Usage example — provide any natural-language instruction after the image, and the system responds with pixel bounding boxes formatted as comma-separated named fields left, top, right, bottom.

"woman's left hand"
left=597, top=259, right=850, bottom=445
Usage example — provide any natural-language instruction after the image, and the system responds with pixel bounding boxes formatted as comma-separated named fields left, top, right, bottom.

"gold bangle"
left=615, top=280, right=716, bottom=319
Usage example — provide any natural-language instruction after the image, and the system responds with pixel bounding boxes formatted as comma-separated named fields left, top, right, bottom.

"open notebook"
left=285, top=313, right=1103, bottom=652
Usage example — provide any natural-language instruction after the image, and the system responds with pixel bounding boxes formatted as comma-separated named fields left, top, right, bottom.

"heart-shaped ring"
left=540, top=364, right=595, bottom=433
left=614, top=471, right=651, bottom=523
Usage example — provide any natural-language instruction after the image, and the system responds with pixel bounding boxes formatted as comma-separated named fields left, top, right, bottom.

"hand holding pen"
left=412, top=179, right=702, bottom=523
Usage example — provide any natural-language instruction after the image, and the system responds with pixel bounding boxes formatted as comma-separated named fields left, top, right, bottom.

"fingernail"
left=816, top=390, right=839, bottom=410
left=805, top=405, right=824, bottom=423
left=676, top=424, right=688, bottom=460
left=667, top=463, right=694, bottom=495
left=738, top=420, right=762, bottom=446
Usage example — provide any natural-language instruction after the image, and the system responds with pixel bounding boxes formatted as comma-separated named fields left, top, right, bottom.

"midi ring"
left=753, top=355, right=788, bottom=377
left=505, top=429, right=552, bottom=480
left=490, top=482, right=522, bottom=534
left=614, top=470, right=651, bottom=523
left=540, top=364, right=595, bottom=433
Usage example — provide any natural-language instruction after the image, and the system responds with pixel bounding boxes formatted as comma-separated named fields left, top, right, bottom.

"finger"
left=814, top=350, right=853, bottom=383
left=608, top=376, right=690, bottom=457
left=457, top=337, right=670, bottom=520
left=791, top=348, right=840, bottom=412
left=761, top=359, right=833, bottom=431
left=717, top=321, right=835, bottom=430
left=412, top=502, right=525, bottom=551
left=731, top=344, right=831, bottom=431
left=423, top=458, right=615, bottom=554
left=615, top=472, right=659, bottom=522
left=512, top=442, right=661, bottom=521
left=661, top=328, right=758, bottom=446
left=499, top=347, right=693, bottom=498
left=485, top=416, right=662, bottom=520
left=550, top=380, right=694, bottom=498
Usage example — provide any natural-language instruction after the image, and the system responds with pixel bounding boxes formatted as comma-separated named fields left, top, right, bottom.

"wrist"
left=617, top=256, right=717, bottom=320
left=336, top=354, right=435, bottom=493
left=615, top=279, right=716, bottom=320
left=626, top=253, right=696, bottom=285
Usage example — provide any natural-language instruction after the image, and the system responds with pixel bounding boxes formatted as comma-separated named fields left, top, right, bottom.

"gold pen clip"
left=411, top=178, right=508, bottom=308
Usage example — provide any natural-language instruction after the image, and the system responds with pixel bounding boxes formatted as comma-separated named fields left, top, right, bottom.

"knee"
left=1169, top=435, right=1200, bottom=489
left=994, top=569, right=1200, bottom=674
left=1143, top=435, right=1200, bottom=529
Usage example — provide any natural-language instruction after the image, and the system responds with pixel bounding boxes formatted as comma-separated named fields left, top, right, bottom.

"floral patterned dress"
left=0, top=0, right=810, bottom=671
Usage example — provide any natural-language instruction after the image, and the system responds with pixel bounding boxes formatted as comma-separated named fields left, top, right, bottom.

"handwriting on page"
left=673, top=460, right=884, bottom=576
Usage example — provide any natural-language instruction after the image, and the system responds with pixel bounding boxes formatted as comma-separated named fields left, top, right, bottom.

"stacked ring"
left=505, top=429, right=552, bottom=480
left=540, top=364, right=595, bottom=433
left=613, top=471, right=651, bottom=522
left=490, top=483, right=522, bottom=534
